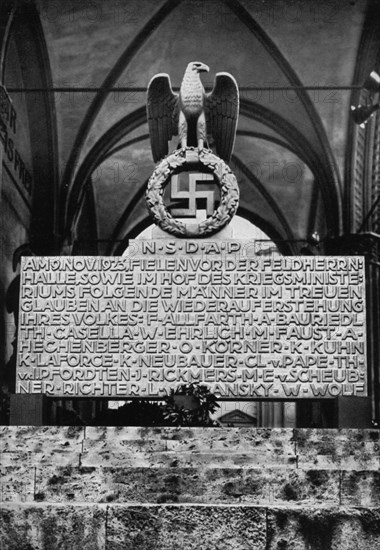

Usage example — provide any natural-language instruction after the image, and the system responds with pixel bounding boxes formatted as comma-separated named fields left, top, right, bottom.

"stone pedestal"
left=1, top=426, right=380, bottom=549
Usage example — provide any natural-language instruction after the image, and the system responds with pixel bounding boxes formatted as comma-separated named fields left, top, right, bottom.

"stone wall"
left=1, top=427, right=380, bottom=549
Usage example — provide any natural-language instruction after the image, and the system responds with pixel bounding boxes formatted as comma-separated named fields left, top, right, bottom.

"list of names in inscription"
left=16, top=240, right=367, bottom=398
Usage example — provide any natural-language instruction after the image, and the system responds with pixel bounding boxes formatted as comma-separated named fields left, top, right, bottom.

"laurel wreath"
left=145, top=147, right=239, bottom=237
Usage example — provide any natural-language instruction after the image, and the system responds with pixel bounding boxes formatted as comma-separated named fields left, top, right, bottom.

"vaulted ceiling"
left=32, top=0, right=376, bottom=254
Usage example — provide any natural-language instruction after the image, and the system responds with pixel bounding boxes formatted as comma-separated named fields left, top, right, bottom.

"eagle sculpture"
left=147, top=61, right=239, bottom=163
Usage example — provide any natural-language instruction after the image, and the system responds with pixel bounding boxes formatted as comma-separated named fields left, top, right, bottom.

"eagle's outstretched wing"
left=147, top=74, right=179, bottom=163
left=206, top=73, right=239, bottom=162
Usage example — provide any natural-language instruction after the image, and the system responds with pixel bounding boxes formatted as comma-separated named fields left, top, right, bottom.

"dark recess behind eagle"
left=147, top=61, right=239, bottom=163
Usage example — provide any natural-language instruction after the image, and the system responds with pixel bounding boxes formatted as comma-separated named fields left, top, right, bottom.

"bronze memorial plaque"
left=16, top=246, right=367, bottom=399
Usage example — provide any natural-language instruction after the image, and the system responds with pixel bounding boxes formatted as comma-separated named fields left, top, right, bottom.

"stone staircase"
left=1, top=427, right=380, bottom=549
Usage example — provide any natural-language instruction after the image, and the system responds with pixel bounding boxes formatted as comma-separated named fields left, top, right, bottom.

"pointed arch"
left=224, top=0, right=342, bottom=231
left=60, top=0, right=184, bottom=238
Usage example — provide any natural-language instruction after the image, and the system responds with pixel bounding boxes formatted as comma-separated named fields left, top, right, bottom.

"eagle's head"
left=187, top=61, right=209, bottom=74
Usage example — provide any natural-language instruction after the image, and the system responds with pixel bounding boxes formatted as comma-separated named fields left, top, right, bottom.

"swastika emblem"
left=146, top=147, right=239, bottom=237
left=170, top=172, right=217, bottom=217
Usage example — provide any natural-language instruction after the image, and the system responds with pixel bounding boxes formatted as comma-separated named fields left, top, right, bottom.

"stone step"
left=2, top=428, right=380, bottom=549
left=3, top=464, right=380, bottom=508
left=2, top=427, right=380, bottom=470
left=0, top=426, right=83, bottom=467
left=84, top=426, right=296, bottom=451
left=294, top=428, right=380, bottom=470
left=0, top=465, right=338, bottom=506
left=81, top=449, right=297, bottom=468
left=1, top=503, right=380, bottom=550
